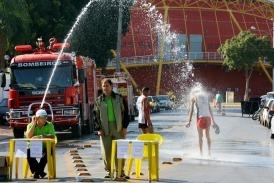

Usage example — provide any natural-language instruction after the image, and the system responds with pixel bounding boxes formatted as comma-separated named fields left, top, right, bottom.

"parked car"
left=0, top=98, right=8, bottom=125
left=260, top=95, right=267, bottom=106
left=155, top=95, right=174, bottom=110
left=260, top=98, right=274, bottom=128
left=252, top=95, right=267, bottom=121
left=265, top=91, right=274, bottom=105
left=148, top=96, right=160, bottom=113
left=151, top=96, right=161, bottom=112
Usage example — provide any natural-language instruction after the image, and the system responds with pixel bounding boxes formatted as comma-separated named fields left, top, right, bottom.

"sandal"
left=213, top=124, right=220, bottom=134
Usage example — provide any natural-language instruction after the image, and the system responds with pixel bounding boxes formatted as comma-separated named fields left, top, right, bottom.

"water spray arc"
left=40, top=0, right=94, bottom=108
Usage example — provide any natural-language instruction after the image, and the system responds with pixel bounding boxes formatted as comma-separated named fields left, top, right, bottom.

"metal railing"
left=107, top=52, right=222, bottom=67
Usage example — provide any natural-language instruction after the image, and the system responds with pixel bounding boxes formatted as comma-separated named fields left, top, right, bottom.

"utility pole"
left=272, top=18, right=274, bottom=91
left=116, top=0, right=123, bottom=72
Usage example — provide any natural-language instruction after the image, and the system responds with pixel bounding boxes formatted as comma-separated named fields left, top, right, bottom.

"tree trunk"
left=244, top=69, right=253, bottom=101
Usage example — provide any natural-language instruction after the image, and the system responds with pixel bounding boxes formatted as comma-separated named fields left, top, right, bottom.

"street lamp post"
left=116, top=0, right=123, bottom=73
left=272, top=18, right=274, bottom=91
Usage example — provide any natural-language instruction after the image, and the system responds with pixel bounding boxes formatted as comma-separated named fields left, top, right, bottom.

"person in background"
left=136, top=87, right=153, bottom=133
left=25, top=109, right=56, bottom=179
left=185, top=86, right=220, bottom=157
left=215, top=91, right=223, bottom=114
left=94, top=78, right=129, bottom=181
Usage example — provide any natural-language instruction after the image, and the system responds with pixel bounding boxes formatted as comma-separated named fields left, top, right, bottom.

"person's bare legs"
left=197, top=127, right=203, bottom=156
left=217, top=102, right=221, bottom=113
left=205, top=127, right=211, bottom=156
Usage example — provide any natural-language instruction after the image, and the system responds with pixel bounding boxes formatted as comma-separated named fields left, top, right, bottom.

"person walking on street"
left=185, top=85, right=220, bottom=157
left=136, top=87, right=153, bottom=133
left=215, top=91, right=223, bottom=114
left=94, top=78, right=129, bottom=181
left=25, top=109, right=57, bottom=179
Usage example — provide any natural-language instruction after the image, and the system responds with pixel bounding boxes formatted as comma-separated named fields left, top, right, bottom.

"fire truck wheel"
left=85, top=117, right=94, bottom=134
left=87, top=105, right=95, bottom=134
left=71, top=123, right=82, bottom=138
left=13, top=128, right=25, bottom=138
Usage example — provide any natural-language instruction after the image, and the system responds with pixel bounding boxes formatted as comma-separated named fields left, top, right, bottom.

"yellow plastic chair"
left=126, top=133, right=163, bottom=180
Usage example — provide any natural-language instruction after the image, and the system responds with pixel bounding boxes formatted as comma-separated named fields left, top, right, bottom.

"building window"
left=157, top=33, right=187, bottom=61
left=189, top=34, right=203, bottom=60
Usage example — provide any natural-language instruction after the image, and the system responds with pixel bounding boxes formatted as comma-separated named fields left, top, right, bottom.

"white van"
left=155, top=95, right=174, bottom=110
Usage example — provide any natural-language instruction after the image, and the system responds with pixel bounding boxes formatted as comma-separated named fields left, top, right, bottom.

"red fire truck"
left=5, top=38, right=97, bottom=138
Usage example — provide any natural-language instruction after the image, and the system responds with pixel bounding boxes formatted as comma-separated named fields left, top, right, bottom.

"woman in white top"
left=185, top=86, right=220, bottom=156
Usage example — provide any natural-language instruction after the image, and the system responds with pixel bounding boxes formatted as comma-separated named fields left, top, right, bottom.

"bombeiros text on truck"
left=4, top=37, right=97, bottom=138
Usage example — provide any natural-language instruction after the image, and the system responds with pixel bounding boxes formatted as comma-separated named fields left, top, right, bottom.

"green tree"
left=0, top=0, right=32, bottom=64
left=218, top=31, right=274, bottom=101
left=0, top=0, right=82, bottom=56
left=24, top=0, right=86, bottom=43
left=69, top=0, right=133, bottom=68
left=1, top=0, right=133, bottom=69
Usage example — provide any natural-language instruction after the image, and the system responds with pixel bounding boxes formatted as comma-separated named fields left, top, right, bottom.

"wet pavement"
left=1, top=105, right=274, bottom=182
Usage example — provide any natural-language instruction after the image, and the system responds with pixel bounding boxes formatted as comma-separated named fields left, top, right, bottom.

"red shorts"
left=197, top=116, right=211, bottom=129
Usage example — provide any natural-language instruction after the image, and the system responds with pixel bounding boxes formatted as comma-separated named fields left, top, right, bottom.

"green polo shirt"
left=27, top=122, right=57, bottom=143
left=106, top=97, right=115, bottom=123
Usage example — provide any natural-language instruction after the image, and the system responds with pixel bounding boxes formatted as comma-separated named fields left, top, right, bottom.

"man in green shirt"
left=95, top=78, right=129, bottom=181
left=25, top=109, right=56, bottom=179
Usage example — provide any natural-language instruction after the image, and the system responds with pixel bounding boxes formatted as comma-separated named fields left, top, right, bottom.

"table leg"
left=147, top=142, right=152, bottom=182
left=126, top=142, right=133, bottom=176
left=155, top=142, right=159, bottom=180
left=46, top=141, right=52, bottom=180
left=151, top=143, right=159, bottom=180
left=110, top=140, right=116, bottom=179
left=126, top=158, right=133, bottom=176
left=117, top=159, right=122, bottom=178
left=52, top=142, right=56, bottom=178
left=9, top=140, right=15, bottom=180
left=15, top=158, right=19, bottom=179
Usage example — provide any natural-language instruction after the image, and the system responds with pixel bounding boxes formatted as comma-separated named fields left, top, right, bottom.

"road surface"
left=1, top=106, right=274, bottom=182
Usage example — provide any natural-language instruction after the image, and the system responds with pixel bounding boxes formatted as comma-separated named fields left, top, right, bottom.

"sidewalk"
left=222, top=102, right=241, bottom=107
left=0, top=125, right=13, bottom=141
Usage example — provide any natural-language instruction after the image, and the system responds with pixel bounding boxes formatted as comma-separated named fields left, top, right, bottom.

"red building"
left=109, top=0, right=274, bottom=101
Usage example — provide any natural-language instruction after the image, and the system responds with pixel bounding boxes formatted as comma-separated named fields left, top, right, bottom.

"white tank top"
left=136, top=95, right=145, bottom=124
left=196, top=93, right=210, bottom=117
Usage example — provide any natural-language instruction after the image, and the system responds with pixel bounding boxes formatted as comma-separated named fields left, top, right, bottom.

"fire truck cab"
left=6, top=38, right=97, bottom=138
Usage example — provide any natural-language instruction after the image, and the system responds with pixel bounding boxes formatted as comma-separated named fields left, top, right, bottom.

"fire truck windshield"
left=10, top=65, right=73, bottom=90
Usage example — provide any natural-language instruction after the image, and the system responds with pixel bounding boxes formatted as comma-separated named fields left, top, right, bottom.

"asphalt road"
left=1, top=106, right=274, bottom=182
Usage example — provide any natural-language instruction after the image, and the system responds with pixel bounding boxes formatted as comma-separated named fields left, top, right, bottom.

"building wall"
left=117, top=0, right=274, bottom=101
left=108, top=62, right=272, bottom=101
left=122, top=0, right=274, bottom=57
